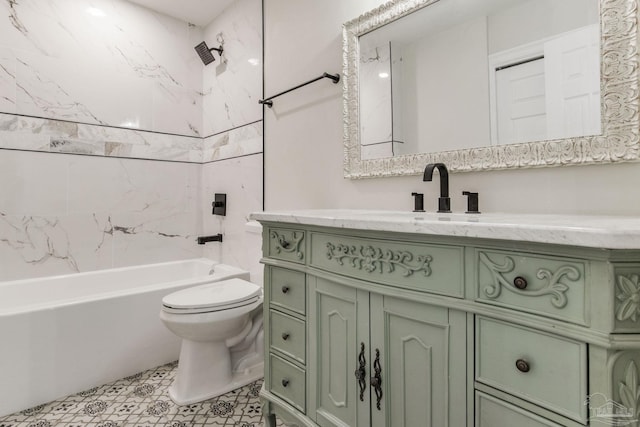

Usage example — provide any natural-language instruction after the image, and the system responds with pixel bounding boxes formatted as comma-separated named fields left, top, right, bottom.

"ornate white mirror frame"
left=343, top=0, right=639, bottom=178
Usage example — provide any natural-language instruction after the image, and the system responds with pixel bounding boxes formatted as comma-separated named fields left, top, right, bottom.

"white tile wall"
left=0, top=0, right=264, bottom=282
left=203, top=121, right=263, bottom=162
left=202, top=0, right=263, bottom=136
left=201, top=153, right=264, bottom=284
left=198, top=0, right=264, bottom=281
left=0, top=150, right=201, bottom=281
left=0, top=0, right=203, bottom=136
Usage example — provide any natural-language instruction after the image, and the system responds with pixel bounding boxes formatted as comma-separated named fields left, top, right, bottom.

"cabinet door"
left=309, top=277, right=371, bottom=427
left=370, top=294, right=467, bottom=427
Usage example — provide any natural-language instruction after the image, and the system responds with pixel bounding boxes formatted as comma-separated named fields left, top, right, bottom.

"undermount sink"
left=356, top=210, right=479, bottom=222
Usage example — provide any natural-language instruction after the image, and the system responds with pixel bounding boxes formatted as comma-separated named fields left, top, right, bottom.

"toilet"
left=159, top=277, right=264, bottom=405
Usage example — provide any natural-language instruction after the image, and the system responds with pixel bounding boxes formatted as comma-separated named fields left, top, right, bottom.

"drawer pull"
left=281, top=286, right=290, bottom=294
left=371, top=348, right=383, bottom=410
left=513, top=276, right=528, bottom=289
left=282, top=332, right=290, bottom=341
left=281, top=378, right=290, bottom=387
left=354, top=342, right=367, bottom=402
left=515, top=359, right=530, bottom=373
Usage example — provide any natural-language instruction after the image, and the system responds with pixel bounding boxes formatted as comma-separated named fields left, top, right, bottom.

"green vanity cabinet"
left=308, top=276, right=467, bottom=427
left=254, top=213, right=640, bottom=427
left=260, top=224, right=469, bottom=427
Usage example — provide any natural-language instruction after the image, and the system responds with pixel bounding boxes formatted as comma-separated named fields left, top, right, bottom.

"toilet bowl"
left=160, top=277, right=265, bottom=405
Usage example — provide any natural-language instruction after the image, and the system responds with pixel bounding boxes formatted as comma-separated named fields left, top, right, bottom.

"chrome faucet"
left=423, top=163, right=451, bottom=213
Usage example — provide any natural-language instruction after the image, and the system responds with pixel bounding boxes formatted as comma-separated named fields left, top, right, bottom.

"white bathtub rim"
left=1, top=257, right=216, bottom=286
left=0, top=258, right=248, bottom=316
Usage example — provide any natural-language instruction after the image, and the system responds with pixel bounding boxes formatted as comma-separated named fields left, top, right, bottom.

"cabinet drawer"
left=267, top=227, right=305, bottom=264
left=476, top=249, right=586, bottom=325
left=310, top=232, right=464, bottom=297
left=270, top=310, right=306, bottom=364
left=269, top=353, right=306, bottom=413
left=476, top=392, right=567, bottom=427
left=476, top=317, right=587, bottom=422
left=269, top=267, right=306, bottom=315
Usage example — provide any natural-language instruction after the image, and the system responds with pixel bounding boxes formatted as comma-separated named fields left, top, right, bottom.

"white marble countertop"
left=250, top=209, right=640, bottom=249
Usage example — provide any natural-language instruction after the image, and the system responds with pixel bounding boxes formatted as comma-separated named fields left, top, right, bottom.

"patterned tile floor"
left=0, top=361, right=273, bottom=427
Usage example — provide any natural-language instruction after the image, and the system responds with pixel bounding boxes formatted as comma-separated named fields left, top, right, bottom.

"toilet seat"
left=162, top=278, right=262, bottom=314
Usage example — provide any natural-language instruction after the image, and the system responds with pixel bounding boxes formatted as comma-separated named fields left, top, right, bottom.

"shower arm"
left=258, top=72, right=340, bottom=108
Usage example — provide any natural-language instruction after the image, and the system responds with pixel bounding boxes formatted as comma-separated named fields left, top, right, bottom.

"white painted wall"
left=488, top=0, right=599, bottom=54
left=263, top=0, right=640, bottom=216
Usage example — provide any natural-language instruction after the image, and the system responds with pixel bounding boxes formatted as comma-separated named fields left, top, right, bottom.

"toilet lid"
left=162, top=278, right=262, bottom=313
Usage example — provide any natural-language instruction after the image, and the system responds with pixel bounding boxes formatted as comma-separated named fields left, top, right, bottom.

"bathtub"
left=0, top=258, right=250, bottom=417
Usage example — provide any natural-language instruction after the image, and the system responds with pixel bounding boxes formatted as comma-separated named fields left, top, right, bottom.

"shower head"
left=194, top=41, right=224, bottom=66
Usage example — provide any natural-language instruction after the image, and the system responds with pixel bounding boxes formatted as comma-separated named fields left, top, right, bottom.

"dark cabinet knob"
left=516, top=359, right=530, bottom=373
left=282, top=332, right=290, bottom=341
left=281, top=286, right=290, bottom=294
left=370, top=377, right=380, bottom=388
left=513, top=276, right=528, bottom=290
left=281, top=379, right=290, bottom=387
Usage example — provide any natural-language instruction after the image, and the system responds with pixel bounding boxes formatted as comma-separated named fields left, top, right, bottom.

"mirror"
left=343, top=0, right=640, bottom=178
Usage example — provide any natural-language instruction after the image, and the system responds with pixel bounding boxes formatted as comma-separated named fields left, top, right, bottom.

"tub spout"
left=197, top=234, right=223, bottom=244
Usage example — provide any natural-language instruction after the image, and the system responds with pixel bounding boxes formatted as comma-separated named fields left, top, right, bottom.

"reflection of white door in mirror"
left=490, top=24, right=601, bottom=145
left=495, top=58, right=547, bottom=145
left=545, top=24, right=601, bottom=140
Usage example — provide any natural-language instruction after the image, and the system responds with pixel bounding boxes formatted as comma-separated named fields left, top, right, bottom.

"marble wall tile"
left=66, top=156, right=198, bottom=215
left=201, top=153, right=263, bottom=284
left=110, top=211, right=200, bottom=268
left=0, top=48, right=16, bottom=112
left=0, top=149, right=202, bottom=281
left=0, top=0, right=203, bottom=136
left=50, top=138, right=106, bottom=156
left=0, top=0, right=266, bottom=282
left=202, top=121, right=263, bottom=162
left=0, top=113, right=202, bottom=162
left=0, top=150, right=68, bottom=216
left=0, top=214, right=83, bottom=280
left=0, top=214, right=79, bottom=280
left=202, top=0, right=262, bottom=136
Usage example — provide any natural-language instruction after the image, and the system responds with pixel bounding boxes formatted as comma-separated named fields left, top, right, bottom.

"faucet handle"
left=462, top=191, right=480, bottom=214
left=411, top=192, right=425, bottom=212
